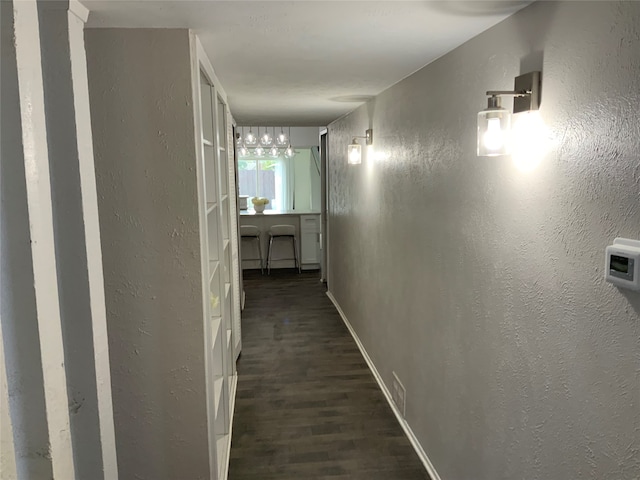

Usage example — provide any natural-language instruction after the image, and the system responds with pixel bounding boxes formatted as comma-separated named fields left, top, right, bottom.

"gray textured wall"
left=86, top=29, right=210, bottom=480
left=327, top=2, right=640, bottom=479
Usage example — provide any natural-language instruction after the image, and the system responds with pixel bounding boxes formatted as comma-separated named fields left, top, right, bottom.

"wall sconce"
left=348, top=128, right=373, bottom=165
left=478, top=71, right=541, bottom=157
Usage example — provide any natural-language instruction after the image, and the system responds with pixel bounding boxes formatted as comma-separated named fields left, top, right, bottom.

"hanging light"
left=244, top=126, right=257, bottom=146
left=268, top=144, right=280, bottom=157
left=260, top=126, right=273, bottom=147
left=237, top=127, right=249, bottom=157
left=284, top=146, right=295, bottom=158
left=284, top=126, right=295, bottom=158
left=254, top=145, right=265, bottom=157
left=275, top=126, right=288, bottom=146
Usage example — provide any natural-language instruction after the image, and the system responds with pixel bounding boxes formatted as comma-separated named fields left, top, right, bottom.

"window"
left=238, top=156, right=288, bottom=211
left=237, top=147, right=321, bottom=212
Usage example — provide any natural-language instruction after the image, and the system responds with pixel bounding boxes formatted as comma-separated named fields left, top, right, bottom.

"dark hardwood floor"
left=229, top=270, right=430, bottom=480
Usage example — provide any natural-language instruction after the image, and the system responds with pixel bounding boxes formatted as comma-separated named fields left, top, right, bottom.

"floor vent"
left=391, top=371, right=406, bottom=417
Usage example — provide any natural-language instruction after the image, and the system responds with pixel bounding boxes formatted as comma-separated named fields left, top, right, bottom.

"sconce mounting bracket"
left=365, top=128, right=373, bottom=145
left=485, top=71, right=541, bottom=114
left=353, top=128, right=374, bottom=146
left=513, top=71, right=540, bottom=113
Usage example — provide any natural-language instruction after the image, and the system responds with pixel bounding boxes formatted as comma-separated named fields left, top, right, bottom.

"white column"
left=1, top=1, right=53, bottom=477
left=12, top=1, right=76, bottom=478
left=37, top=1, right=118, bottom=478
left=67, top=2, right=119, bottom=477
left=69, top=1, right=118, bottom=480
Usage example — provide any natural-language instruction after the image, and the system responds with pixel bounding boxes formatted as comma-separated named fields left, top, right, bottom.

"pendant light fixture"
left=284, top=126, right=295, bottom=158
left=260, top=126, right=273, bottom=147
left=237, top=126, right=297, bottom=158
left=237, top=127, right=249, bottom=156
left=244, top=126, right=258, bottom=146
left=275, top=126, right=288, bottom=146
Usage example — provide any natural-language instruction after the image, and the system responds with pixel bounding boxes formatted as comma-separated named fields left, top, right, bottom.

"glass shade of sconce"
left=276, top=127, right=288, bottom=146
left=245, top=127, right=258, bottom=146
left=477, top=95, right=511, bottom=156
left=348, top=139, right=362, bottom=165
left=347, top=129, right=371, bottom=165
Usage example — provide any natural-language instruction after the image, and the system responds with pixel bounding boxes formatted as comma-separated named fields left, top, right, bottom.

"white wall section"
left=327, top=2, right=640, bottom=479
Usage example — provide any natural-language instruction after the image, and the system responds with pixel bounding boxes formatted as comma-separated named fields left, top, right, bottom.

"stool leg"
left=267, top=235, right=274, bottom=275
left=256, top=235, right=264, bottom=274
left=292, top=235, right=301, bottom=273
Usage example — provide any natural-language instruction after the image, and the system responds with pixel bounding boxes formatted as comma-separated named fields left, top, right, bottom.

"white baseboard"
left=326, top=291, right=442, bottom=480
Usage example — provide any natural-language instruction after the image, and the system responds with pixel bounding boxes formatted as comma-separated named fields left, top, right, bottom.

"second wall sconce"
left=478, top=71, right=541, bottom=157
left=348, top=128, right=373, bottom=165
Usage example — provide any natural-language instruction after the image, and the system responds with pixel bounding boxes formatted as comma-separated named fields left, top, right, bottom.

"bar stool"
left=240, top=225, right=263, bottom=274
left=267, top=225, right=301, bottom=274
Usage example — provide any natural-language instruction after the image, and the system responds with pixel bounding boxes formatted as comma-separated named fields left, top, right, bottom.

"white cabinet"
left=300, top=214, right=320, bottom=268
left=192, top=36, right=240, bottom=480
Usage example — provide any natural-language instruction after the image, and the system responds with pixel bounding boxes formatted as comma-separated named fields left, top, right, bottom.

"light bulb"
left=239, top=145, right=249, bottom=156
left=477, top=107, right=511, bottom=157
left=254, top=146, right=265, bottom=157
left=483, top=117, right=504, bottom=151
left=269, top=145, right=280, bottom=157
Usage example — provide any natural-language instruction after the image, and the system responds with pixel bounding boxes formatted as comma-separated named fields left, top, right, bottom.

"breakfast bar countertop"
left=239, top=210, right=320, bottom=216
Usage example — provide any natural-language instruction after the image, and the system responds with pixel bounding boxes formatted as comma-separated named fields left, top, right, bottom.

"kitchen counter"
left=240, top=209, right=320, bottom=216
left=239, top=211, right=321, bottom=271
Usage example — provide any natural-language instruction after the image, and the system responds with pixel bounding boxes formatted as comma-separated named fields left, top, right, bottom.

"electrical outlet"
left=391, top=371, right=406, bottom=417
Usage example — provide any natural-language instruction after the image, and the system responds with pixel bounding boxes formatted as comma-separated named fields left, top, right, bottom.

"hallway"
left=229, top=271, right=429, bottom=479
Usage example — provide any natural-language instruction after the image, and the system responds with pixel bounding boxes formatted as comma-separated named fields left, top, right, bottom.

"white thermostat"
left=605, top=238, right=640, bottom=291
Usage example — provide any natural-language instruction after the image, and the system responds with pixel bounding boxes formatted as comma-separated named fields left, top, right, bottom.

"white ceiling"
left=83, top=1, right=530, bottom=126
